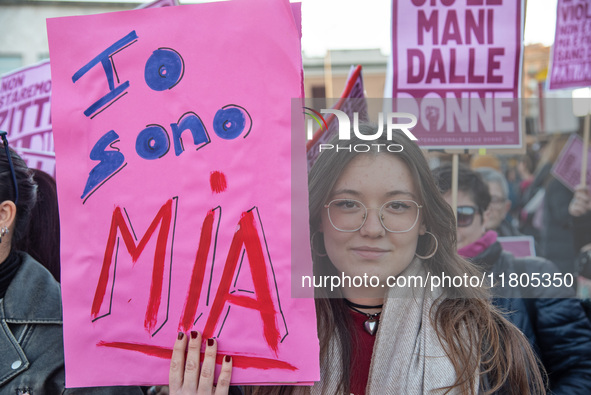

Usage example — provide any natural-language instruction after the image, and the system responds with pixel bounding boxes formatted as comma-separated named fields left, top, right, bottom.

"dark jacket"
left=541, top=177, right=576, bottom=275
left=472, top=242, right=591, bottom=395
left=495, top=217, right=522, bottom=237
left=0, top=252, right=143, bottom=394
left=573, top=212, right=591, bottom=253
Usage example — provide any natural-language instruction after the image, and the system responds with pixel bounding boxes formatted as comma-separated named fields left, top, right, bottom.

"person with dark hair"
left=170, top=125, right=545, bottom=394
left=432, top=163, right=591, bottom=394
left=0, top=132, right=143, bottom=394
left=16, top=169, right=61, bottom=282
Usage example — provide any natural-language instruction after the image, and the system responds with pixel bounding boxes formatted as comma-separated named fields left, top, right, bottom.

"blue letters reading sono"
left=74, top=34, right=252, bottom=203
left=213, top=105, right=252, bottom=139
left=136, top=125, right=171, bottom=160
left=82, top=130, right=126, bottom=200
left=171, top=112, right=210, bottom=155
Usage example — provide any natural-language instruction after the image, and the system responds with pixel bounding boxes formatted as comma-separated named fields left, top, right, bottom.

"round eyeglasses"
left=324, top=199, right=422, bottom=233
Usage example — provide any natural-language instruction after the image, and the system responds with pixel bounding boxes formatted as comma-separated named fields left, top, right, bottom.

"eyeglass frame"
left=0, top=131, right=18, bottom=205
left=456, top=205, right=482, bottom=228
left=489, top=195, right=507, bottom=205
left=323, top=198, right=423, bottom=233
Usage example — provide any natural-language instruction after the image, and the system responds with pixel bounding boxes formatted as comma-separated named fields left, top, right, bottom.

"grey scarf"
left=301, top=258, right=478, bottom=395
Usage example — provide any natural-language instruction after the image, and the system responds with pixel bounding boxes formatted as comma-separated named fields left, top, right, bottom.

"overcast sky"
left=298, top=0, right=558, bottom=56
left=182, top=0, right=559, bottom=57
left=59, top=0, right=559, bottom=57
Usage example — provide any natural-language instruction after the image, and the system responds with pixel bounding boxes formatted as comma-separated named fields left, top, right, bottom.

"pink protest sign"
left=549, top=0, right=591, bottom=89
left=47, top=0, right=318, bottom=388
left=498, top=236, right=536, bottom=257
left=552, top=133, right=591, bottom=190
left=390, top=0, right=523, bottom=149
left=0, top=60, right=55, bottom=175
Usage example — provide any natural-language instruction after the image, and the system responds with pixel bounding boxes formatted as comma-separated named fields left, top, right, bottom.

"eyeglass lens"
left=327, top=199, right=420, bottom=232
left=456, top=206, right=476, bottom=227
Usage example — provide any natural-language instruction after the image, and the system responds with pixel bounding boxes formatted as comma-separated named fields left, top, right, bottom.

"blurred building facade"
left=0, top=0, right=138, bottom=74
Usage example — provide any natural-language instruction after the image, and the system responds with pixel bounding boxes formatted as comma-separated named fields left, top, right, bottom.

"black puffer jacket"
left=472, top=242, right=591, bottom=395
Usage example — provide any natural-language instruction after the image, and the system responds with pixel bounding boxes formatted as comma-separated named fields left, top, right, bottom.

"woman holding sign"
left=171, top=125, right=545, bottom=394
left=0, top=132, right=143, bottom=394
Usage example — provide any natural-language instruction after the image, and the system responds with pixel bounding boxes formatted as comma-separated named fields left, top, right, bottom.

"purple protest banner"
left=389, top=0, right=523, bottom=149
left=549, top=0, right=591, bottom=90
left=498, top=236, right=536, bottom=257
left=552, top=133, right=591, bottom=190
left=0, top=60, right=54, bottom=175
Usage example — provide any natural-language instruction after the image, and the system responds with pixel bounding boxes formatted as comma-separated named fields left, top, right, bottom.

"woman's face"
left=320, top=154, right=426, bottom=290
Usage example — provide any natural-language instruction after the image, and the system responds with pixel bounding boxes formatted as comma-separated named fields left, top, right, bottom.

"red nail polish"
left=207, top=338, right=214, bottom=346
left=225, top=355, right=232, bottom=363
left=177, top=332, right=184, bottom=340
left=190, top=331, right=198, bottom=339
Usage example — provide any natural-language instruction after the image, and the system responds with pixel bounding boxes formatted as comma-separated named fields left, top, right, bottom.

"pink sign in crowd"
left=1, top=0, right=591, bottom=394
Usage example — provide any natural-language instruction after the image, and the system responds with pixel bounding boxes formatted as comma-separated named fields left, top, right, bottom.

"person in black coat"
left=433, top=163, right=591, bottom=394
left=0, top=132, right=144, bottom=394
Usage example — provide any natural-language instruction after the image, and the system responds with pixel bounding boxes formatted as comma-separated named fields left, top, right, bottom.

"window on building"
left=311, top=85, right=326, bottom=110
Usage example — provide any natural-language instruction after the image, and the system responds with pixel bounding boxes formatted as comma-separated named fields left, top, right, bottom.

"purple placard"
left=0, top=60, right=55, bottom=176
left=551, top=133, right=591, bottom=191
left=390, top=0, right=523, bottom=149
left=498, top=236, right=536, bottom=257
left=305, top=65, right=367, bottom=170
left=549, top=0, right=591, bottom=90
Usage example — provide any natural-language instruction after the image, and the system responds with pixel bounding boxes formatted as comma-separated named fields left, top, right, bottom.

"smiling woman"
left=240, top=124, right=547, bottom=395
left=319, top=154, right=425, bottom=300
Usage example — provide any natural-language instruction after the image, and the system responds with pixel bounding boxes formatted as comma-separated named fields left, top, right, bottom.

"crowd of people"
left=2, top=124, right=591, bottom=394
left=466, top=133, right=591, bottom=288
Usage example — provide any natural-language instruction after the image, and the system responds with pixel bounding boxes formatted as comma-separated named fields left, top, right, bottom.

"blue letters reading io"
left=72, top=31, right=138, bottom=118
left=144, top=48, right=185, bottom=91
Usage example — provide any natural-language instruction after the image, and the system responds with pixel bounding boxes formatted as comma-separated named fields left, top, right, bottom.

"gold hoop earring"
left=415, top=231, right=438, bottom=260
left=310, top=231, right=327, bottom=257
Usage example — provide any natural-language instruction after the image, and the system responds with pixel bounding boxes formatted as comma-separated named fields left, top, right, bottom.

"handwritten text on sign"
left=47, top=1, right=317, bottom=387
left=550, top=0, right=591, bottom=90
left=391, top=0, right=522, bottom=148
left=0, top=61, right=55, bottom=174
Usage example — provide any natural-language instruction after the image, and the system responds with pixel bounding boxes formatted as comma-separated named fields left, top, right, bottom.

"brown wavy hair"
left=246, top=124, right=545, bottom=395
